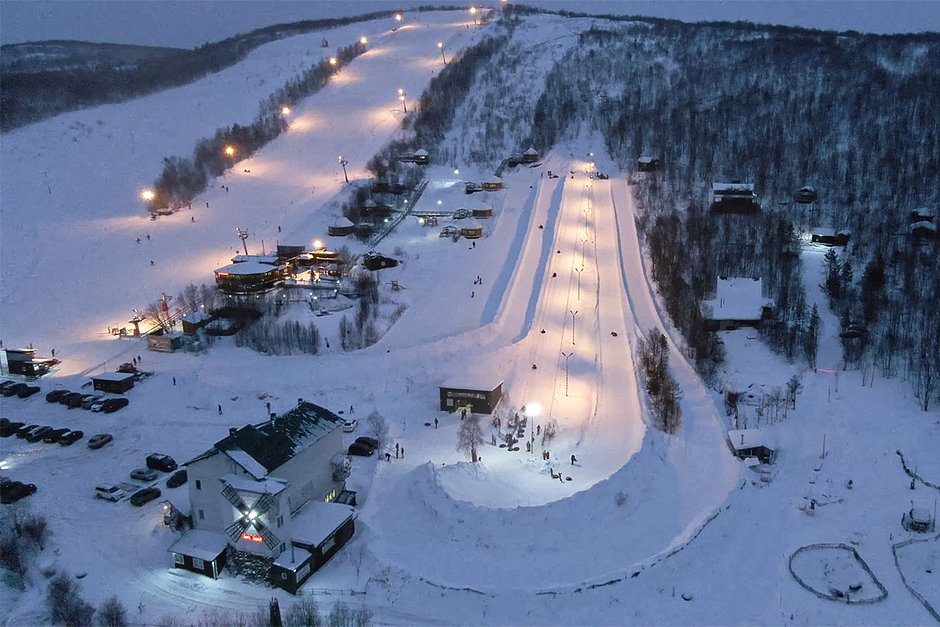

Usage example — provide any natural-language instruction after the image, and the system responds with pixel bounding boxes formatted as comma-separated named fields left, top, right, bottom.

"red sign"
left=241, top=533, right=263, bottom=543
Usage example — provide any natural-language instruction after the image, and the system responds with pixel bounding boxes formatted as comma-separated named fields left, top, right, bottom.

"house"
left=459, top=223, right=484, bottom=239
left=181, top=311, right=212, bottom=335
left=637, top=156, right=660, bottom=172
left=2, top=348, right=54, bottom=377
left=361, top=252, right=398, bottom=271
left=701, top=277, right=773, bottom=331
left=521, top=147, right=539, bottom=163
left=398, top=148, right=429, bottom=165
left=213, top=261, right=284, bottom=294
left=439, top=376, right=503, bottom=414
left=482, top=180, right=504, bottom=191
left=711, top=182, right=759, bottom=213
left=465, top=182, right=484, bottom=194
left=91, top=371, right=136, bottom=394
left=361, top=199, right=391, bottom=217
left=328, top=217, right=356, bottom=236
left=909, top=220, right=936, bottom=240
left=147, top=331, right=184, bottom=353
left=170, top=401, right=354, bottom=592
left=795, top=186, right=817, bottom=204
left=810, top=227, right=850, bottom=246
left=727, top=429, right=777, bottom=464
left=472, top=207, right=493, bottom=218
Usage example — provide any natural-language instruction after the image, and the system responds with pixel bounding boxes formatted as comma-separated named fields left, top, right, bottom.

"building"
left=361, top=252, right=398, bottom=271
left=637, top=156, right=660, bottom=172
left=181, top=311, right=212, bottom=335
left=727, top=429, right=777, bottom=464
left=795, top=186, right=817, bottom=204
left=398, top=148, right=429, bottom=164
left=328, top=217, right=356, bottom=236
left=482, top=180, right=504, bottom=191
left=213, top=260, right=284, bottom=294
left=91, top=371, right=136, bottom=394
left=170, top=401, right=354, bottom=592
left=439, top=376, right=503, bottom=414
left=147, top=331, right=184, bottom=352
left=711, top=182, right=759, bottom=213
left=701, top=277, right=773, bottom=331
left=459, top=223, right=484, bottom=239
left=810, top=227, right=850, bottom=246
left=2, top=348, right=54, bottom=377
left=521, top=147, right=540, bottom=163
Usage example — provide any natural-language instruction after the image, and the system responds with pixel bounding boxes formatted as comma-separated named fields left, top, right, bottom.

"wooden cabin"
left=711, top=182, right=759, bottom=213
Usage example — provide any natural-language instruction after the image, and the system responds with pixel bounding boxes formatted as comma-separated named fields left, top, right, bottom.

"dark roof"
left=207, top=402, right=343, bottom=477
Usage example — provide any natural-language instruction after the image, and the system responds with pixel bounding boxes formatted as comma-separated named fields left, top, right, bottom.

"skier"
left=434, top=417, right=439, bottom=429
left=571, top=454, right=577, bottom=465
left=218, top=404, right=223, bottom=415
left=395, top=443, right=400, bottom=458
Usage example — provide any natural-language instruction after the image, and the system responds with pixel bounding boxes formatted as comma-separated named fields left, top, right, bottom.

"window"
left=280, top=543, right=286, bottom=553
left=173, top=553, right=184, bottom=565
left=321, top=534, right=336, bottom=554
left=195, top=480, right=201, bottom=490
left=198, top=509, right=204, bottom=520
left=192, top=557, right=205, bottom=570
left=281, top=572, right=288, bottom=580
left=277, top=515, right=284, bottom=528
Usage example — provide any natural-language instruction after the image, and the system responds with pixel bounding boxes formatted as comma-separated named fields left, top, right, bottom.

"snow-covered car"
left=342, top=419, right=358, bottom=433
left=130, top=468, right=158, bottom=482
left=87, top=433, right=113, bottom=449
left=94, top=484, right=125, bottom=501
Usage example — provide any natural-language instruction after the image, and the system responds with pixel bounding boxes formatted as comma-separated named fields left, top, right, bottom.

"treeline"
left=523, top=18, right=939, bottom=394
left=0, top=11, right=392, bottom=132
left=151, top=40, right=365, bottom=210
left=637, top=329, right=681, bottom=433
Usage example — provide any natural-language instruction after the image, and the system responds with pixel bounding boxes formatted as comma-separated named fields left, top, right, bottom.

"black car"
left=165, top=470, right=188, bottom=488
left=130, top=486, right=161, bottom=506
left=1, top=481, right=37, bottom=504
left=16, top=385, right=40, bottom=399
left=87, top=433, right=113, bottom=449
left=15, top=424, right=39, bottom=438
left=58, top=430, right=84, bottom=445
left=2, top=383, right=28, bottom=397
left=355, top=436, right=380, bottom=450
left=0, top=381, right=18, bottom=394
left=25, top=426, right=54, bottom=442
left=59, top=392, right=83, bottom=407
left=1, top=420, right=25, bottom=437
left=42, top=427, right=70, bottom=443
left=101, top=398, right=129, bottom=413
left=347, top=442, right=375, bottom=457
left=45, top=389, right=69, bottom=403
left=146, top=453, right=178, bottom=472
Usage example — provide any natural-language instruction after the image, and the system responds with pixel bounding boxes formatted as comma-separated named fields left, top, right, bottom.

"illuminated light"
left=248, top=510, right=258, bottom=520
left=360, top=36, right=368, bottom=45
left=224, top=145, right=236, bottom=157
left=281, top=105, right=291, bottom=115
left=313, top=239, right=323, bottom=250
left=241, top=532, right=264, bottom=543
left=395, top=13, right=402, bottom=22
left=140, top=189, right=155, bottom=202
left=454, top=169, right=459, bottom=175
left=329, top=56, right=337, bottom=66
left=524, top=402, right=542, bottom=417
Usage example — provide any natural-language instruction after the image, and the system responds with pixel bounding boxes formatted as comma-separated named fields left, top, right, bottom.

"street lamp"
left=359, top=36, right=368, bottom=46
left=338, top=156, right=348, bottom=183
left=140, top=189, right=155, bottom=202
left=236, top=228, right=250, bottom=256
left=398, top=88, right=407, bottom=113
left=395, top=13, right=402, bottom=23
left=329, top=56, right=337, bottom=66
left=569, top=309, right=578, bottom=345
left=561, top=352, right=573, bottom=397
left=281, top=105, right=291, bottom=116
left=438, top=41, right=447, bottom=64
left=575, top=266, right=583, bottom=301
left=470, top=5, right=478, bottom=24
left=224, top=145, right=236, bottom=157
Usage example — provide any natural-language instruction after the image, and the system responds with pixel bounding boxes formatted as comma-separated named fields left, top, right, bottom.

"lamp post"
left=579, top=236, right=588, bottom=266
left=398, top=89, right=407, bottom=113
left=561, top=352, right=573, bottom=397
left=338, top=156, right=348, bottom=183
left=224, top=144, right=236, bottom=158
left=569, top=309, right=578, bottom=345
left=470, top=5, right=478, bottom=25
left=575, top=266, right=583, bottom=301
left=438, top=41, right=447, bottom=64
left=236, top=228, right=250, bottom=256
left=359, top=36, right=368, bottom=46
left=329, top=56, right=337, bottom=66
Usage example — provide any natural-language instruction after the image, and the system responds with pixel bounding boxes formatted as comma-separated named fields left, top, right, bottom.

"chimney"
left=270, top=413, right=276, bottom=421
left=229, top=427, right=237, bottom=437
left=297, top=397, right=304, bottom=405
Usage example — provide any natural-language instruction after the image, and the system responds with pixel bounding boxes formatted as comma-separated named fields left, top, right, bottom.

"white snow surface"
left=1, top=9, right=939, bottom=627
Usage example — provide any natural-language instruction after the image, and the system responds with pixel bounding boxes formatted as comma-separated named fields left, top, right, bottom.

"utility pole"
left=236, top=228, right=250, bottom=255
left=338, top=156, right=348, bottom=183
left=562, top=352, right=573, bottom=397
left=569, top=309, right=578, bottom=345
left=575, top=267, right=583, bottom=301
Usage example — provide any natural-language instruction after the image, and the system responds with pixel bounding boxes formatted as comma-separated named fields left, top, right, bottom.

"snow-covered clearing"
left=2, top=8, right=939, bottom=627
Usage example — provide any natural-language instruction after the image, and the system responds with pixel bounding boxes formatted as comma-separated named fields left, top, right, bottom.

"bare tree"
left=456, top=415, right=484, bottom=462
left=366, top=411, right=388, bottom=446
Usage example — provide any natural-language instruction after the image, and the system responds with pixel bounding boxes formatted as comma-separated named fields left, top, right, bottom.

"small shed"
left=795, top=186, right=817, bottom=204
left=482, top=180, right=504, bottom=191
left=701, top=277, right=773, bottom=331
left=909, top=207, right=935, bottom=223
left=459, top=223, right=484, bottom=239
left=521, top=147, right=539, bottom=163
left=328, top=217, right=356, bottom=236
left=361, top=252, right=398, bottom=271
left=181, top=311, right=212, bottom=335
left=637, top=156, right=660, bottom=172
left=91, top=371, right=136, bottom=394
left=147, top=331, right=184, bottom=353
left=168, top=529, right=228, bottom=579
left=727, top=429, right=776, bottom=464
left=472, top=207, right=493, bottom=218
left=711, top=182, right=759, bottom=213
left=439, top=376, right=503, bottom=414
left=810, top=227, right=850, bottom=246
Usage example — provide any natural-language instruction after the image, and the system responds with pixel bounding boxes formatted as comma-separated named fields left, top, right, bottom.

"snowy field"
left=2, top=8, right=939, bottom=627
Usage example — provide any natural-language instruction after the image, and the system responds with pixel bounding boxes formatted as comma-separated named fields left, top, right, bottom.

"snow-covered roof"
left=289, top=500, right=355, bottom=548
left=181, top=311, right=210, bottom=324
left=332, top=216, right=355, bottom=227
left=91, top=371, right=136, bottom=382
left=212, top=402, right=344, bottom=479
left=220, top=473, right=288, bottom=495
left=167, top=529, right=228, bottom=561
left=637, top=155, right=657, bottom=163
left=910, top=221, right=937, bottom=232
left=727, top=429, right=770, bottom=451
left=231, top=254, right=279, bottom=264
left=702, top=277, right=772, bottom=321
left=713, top=182, right=754, bottom=193
left=524, top=147, right=538, bottom=155
left=414, top=148, right=428, bottom=157
left=214, top=261, right=283, bottom=276
left=273, top=545, right=312, bottom=569
left=810, top=227, right=849, bottom=237
left=441, top=375, right=503, bottom=391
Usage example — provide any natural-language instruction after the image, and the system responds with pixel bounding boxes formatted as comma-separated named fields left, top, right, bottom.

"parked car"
left=89, top=398, right=109, bottom=412
left=94, top=484, right=126, bottom=501
left=25, top=426, right=54, bottom=442
left=58, top=430, right=84, bottom=445
left=80, top=394, right=104, bottom=409
left=42, top=427, right=70, bottom=443
left=165, top=470, right=188, bottom=488
left=347, top=442, right=375, bottom=457
left=87, top=433, right=113, bottom=449
left=59, top=392, right=83, bottom=407
left=130, top=486, right=161, bottom=506
left=15, top=424, right=39, bottom=438
left=355, top=436, right=380, bottom=450
left=1, top=480, right=37, bottom=504
left=0, top=381, right=18, bottom=394
left=2, top=383, right=28, bottom=397
left=16, top=385, right=40, bottom=399
left=1, top=420, right=25, bottom=437
left=130, top=468, right=158, bottom=482
left=101, top=398, right=129, bottom=413
left=343, top=419, right=359, bottom=433
left=146, top=453, right=178, bottom=472
left=45, top=389, right=69, bottom=403
left=117, top=362, right=138, bottom=374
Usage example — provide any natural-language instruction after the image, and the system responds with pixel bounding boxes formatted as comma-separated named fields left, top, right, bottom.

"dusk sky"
left=2, top=0, right=939, bottom=48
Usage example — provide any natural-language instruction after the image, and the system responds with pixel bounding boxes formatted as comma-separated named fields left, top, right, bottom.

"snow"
left=1, top=8, right=939, bottom=627
left=213, top=260, right=282, bottom=275
left=220, top=473, right=287, bottom=496
left=167, top=530, right=228, bottom=562
left=289, top=501, right=354, bottom=548
left=727, top=428, right=771, bottom=452
left=702, top=277, right=772, bottom=321
left=89, top=371, right=136, bottom=383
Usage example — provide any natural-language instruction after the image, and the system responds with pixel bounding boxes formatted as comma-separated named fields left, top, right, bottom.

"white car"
left=342, top=419, right=358, bottom=433
left=95, top=484, right=126, bottom=502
